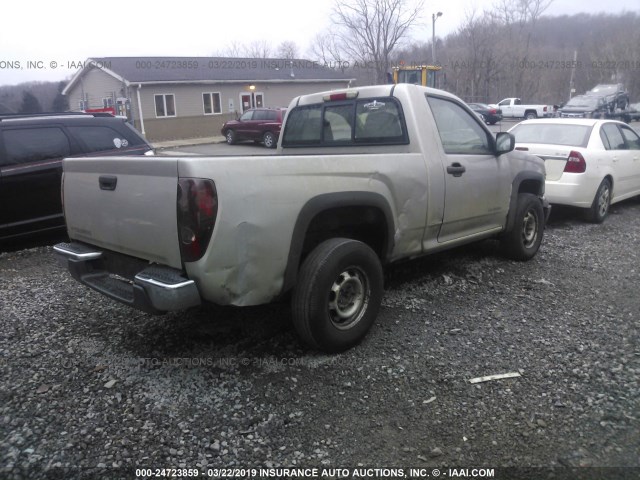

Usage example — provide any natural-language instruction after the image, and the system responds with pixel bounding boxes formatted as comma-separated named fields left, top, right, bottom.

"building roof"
left=63, top=56, right=353, bottom=94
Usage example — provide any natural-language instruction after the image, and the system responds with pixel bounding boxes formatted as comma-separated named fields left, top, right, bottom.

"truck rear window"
left=282, top=97, right=408, bottom=147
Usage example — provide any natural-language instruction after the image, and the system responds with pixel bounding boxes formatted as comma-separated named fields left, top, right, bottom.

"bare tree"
left=490, top=0, right=554, bottom=98
left=277, top=41, right=299, bottom=60
left=245, top=40, right=272, bottom=59
left=327, top=0, right=424, bottom=84
left=309, top=32, right=347, bottom=67
left=212, top=40, right=272, bottom=58
left=211, top=40, right=246, bottom=57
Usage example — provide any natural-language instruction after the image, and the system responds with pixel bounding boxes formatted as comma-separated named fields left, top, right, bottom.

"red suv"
left=221, top=108, right=286, bottom=148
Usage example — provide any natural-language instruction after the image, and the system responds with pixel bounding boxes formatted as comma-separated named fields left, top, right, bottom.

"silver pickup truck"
left=55, top=84, right=549, bottom=352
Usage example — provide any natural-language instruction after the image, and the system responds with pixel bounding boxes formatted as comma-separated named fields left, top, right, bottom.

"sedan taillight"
left=177, top=178, right=218, bottom=263
left=564, top=151, right=586, bottom=174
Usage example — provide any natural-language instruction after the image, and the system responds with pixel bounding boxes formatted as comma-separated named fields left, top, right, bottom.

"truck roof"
left=291, top=83, right=459, bottom=107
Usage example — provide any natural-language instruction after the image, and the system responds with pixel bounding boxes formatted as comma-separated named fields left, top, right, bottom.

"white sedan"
left=508, top=119, right=640, bottom=222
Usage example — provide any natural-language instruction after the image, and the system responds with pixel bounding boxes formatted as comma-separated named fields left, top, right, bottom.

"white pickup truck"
left=492, top=98, right=554, bottom=120
left=55, top=84, right=549, bottom=352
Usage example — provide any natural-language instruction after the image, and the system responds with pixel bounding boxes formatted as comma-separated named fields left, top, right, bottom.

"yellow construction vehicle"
left=392, top=65, right=441, bottom=88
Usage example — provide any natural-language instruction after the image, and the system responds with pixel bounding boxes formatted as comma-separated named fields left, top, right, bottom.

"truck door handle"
left=99, top=175, right=118, bottom=191
left=447, top=163, right=466, bottom=177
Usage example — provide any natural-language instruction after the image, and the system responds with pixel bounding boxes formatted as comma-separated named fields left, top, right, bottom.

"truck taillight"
left=177, top=178, right=218, bottom=263
left=564, top=151, right=586, bottom=173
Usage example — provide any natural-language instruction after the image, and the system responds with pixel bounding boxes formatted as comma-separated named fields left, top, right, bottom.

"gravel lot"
left=1, top=200, right=639, bottom=480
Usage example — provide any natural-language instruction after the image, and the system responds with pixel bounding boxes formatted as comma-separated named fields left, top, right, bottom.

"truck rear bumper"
left=53, top=242, right=201, bottom=314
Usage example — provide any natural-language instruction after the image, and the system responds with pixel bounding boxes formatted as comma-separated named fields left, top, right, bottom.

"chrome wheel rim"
left=264, top=134, right=273, bottom=147
left=597, top=186, right=610, bottom=218
left=328, top=267, right=369, bottom=329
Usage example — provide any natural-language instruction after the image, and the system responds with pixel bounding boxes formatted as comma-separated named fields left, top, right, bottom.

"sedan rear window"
left=510, top=124, right=592, bottom=147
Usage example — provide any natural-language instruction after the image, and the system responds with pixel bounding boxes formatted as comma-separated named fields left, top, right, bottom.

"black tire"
left=501, top=193, right=544, bottom=261
left=585, top=179, right=611, bottom=224
left=225, top=129, right=236, bottom=145
left=479, top=114, right=487, bottom=124
left=524, top=111, right=537, bottom=120
left=291, top=238, right=383, bottom=353
left=263, top=131, right=276, bottom=148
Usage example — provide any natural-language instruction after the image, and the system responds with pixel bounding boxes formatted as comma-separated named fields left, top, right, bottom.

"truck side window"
left=2, top=127, right=71, bottom=165
left=427, top=96, right=492, bottom=155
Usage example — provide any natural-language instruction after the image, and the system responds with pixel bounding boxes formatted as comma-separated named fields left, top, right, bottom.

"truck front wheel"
left=501, top=193, right=544, bottom=260
left=292, top=238, right=383, bottom=353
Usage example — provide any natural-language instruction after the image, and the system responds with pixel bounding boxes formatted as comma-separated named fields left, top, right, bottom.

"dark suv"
left=586, top=84, right=630, bottom=113
left=559, top=94, right=609, bottom=118
left=0, top=112, right=153, bottom=242
left=221, top=108, right=286, bottom=148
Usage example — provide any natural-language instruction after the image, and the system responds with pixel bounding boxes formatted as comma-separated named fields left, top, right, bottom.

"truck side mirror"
left=496, top=132, right=515, bottom=155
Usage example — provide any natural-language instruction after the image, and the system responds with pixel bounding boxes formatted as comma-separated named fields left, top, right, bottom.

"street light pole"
left=432, top=11, right=443, bottom=65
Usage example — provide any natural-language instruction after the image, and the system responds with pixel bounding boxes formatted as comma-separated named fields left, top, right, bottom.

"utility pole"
left=568, top=50, right=577, bottom=101
left=432, top=11, right=443, bottom=65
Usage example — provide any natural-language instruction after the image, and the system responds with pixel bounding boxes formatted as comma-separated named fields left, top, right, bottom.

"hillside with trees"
left=427, top=11, right=640, bottom=104
left=0, top=81, right=68, bottom=114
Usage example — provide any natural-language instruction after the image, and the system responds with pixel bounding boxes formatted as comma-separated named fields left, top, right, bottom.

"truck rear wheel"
left=292, top=238, right=383, bottom=353
left=524, top=111, right=537, bottom=120
left=501, top=193, right=544, bottom=260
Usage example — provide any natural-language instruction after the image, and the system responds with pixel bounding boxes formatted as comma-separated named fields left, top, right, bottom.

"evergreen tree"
left=19, top=91, right=43, bottom=113
left=51, top=81, right=69, bottom=112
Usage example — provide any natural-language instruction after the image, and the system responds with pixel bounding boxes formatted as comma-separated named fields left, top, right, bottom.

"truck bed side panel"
left=176, top=152, right=428, bottom=306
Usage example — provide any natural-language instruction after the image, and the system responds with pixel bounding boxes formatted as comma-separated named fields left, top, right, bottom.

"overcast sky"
left=1, top=0, right=638, bottom=86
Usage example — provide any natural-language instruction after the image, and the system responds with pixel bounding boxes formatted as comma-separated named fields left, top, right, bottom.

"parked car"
left=221, top=107, right=286, bottom=148
left=509, top=118, right=640, bottom=223
left=558, top=94, right=609, bottom=118
left=467, top=103, right=502, bottom=124
left=489, top=98, right=553, bottom=119
left=586, top=83, right=630, bottom=112
left=0, top=112, right=153, bottom=242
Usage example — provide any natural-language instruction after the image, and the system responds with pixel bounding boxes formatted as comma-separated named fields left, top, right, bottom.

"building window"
left=103, top=97, right=114, bottom=108
left=155, top=94, right=176, bottom=117
left=203, top=92, right=222, bottom=115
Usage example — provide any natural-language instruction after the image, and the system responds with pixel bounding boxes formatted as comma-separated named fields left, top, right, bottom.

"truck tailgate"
left=62, top=156, right=182, bottom=269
